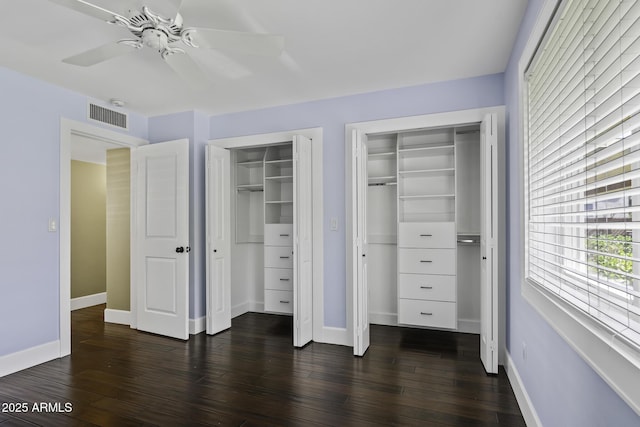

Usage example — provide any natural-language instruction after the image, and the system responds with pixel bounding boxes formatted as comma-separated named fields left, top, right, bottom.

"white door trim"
left=344, top=106, right=506, bottom=362
left=60, top=118, right=147, bottom=357
left=208, top=127, right=324, bottom=343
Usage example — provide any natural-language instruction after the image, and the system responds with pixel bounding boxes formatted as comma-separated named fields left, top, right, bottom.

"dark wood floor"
left=0, top=305, right=524, bottom=426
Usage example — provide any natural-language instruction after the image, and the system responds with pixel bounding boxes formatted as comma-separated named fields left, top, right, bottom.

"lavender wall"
left=0, top=66, right=147, bottom=356
left=208, top=75, right=504, bottom=328
left=504, top=1, right=640, bottom=425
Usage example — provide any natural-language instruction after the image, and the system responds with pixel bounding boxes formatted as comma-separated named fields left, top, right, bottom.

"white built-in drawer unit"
left=265, top=267, right=294, bottom=291
left=264, top=223, right=294, bottom=314
left=397, top=299, right=456, bottom=329
left=264, top=224, right=294, bottom=246
left=398, top=273, right=456, bottom=302
left=398, top=222, right=456, bottom=248
left=397, top=221, right=457, bottom=329
left=264, top=289, right=293, bottom=314
left=397, top=248, right=456, bottom=275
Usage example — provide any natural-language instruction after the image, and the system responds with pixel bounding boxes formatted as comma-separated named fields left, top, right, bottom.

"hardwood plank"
left=0, top=305, right=524, bottom=425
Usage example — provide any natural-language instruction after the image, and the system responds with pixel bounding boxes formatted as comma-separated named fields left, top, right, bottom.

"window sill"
left=522, top=279, right=640, bottom=416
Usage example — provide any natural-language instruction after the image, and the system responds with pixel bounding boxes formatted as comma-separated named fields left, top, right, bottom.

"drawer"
left=398, top=274, right=456, bottom=302
left=265, top=267, right=294, bottom=291
left=265, top=224, right=294, bottom=246
left=398, top=222, right=455, bottom=248
left=265, top=290, right=293, bottom=314
left=398, top=299, right=457, bottom=329
left=265, top=246, right=293, bottom=269
left=398, top=248, right=456, bottom=275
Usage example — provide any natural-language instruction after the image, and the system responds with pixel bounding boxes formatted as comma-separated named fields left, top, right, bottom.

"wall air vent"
left=88, top=103, right=128, bottom=130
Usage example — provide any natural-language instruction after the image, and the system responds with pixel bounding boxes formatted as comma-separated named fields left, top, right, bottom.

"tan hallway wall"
left=106, top=148, right=131, bottom=311
left=71, top=160, right=106, bottom=298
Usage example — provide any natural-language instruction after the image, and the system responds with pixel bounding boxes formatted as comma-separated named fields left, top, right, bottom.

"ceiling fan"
left=49, top=0, right=284, bottom=86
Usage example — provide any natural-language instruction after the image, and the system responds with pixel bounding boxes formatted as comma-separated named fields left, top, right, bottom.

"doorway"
left=59, top=119, right=147, bottom=357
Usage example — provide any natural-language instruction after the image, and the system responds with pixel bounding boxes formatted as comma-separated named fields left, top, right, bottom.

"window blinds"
left=526, top=0, right=640, bottom=347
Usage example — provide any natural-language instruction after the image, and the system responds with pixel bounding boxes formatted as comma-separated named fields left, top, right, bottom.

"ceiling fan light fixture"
left=142, top=29, right=168, bottom=50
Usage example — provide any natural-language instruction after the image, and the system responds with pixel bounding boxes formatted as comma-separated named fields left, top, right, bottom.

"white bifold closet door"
left=351, top=129, right=370, bottom=357
left=135, top=139, right=190, bottom=340
left=480, top=113, right=499, bottom=374
left=293, top=135, right=313, bottom=347
left=206, top=145, right=231, bottom=335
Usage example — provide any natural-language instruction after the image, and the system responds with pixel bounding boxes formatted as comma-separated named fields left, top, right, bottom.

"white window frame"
left=520, top=0, right=640, bottom=415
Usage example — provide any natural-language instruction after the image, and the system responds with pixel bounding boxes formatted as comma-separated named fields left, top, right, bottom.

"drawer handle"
left=420, top=260, right=432, bottom=263
left=280, top=300, right=290, bottom=304
left=280, top=256, right=290, bottom=259
left=279, top=278, right=290, bottom=281
left=420, top=312, right=433, bottom=316
left=420, top=286, right=433, bottom=289
left=280, top=234, right=290, bottom=237
left=420, top=234, right=433, bottom=237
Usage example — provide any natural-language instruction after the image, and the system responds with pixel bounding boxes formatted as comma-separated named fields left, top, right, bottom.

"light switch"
left=330, top=217, right=338, bottom=231
left=48, top=218, right=57, bottom=232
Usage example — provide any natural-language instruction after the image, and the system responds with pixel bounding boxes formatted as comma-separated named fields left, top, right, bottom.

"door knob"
left=186, top=246, right=191, bottom=253
left=176, top=247, right=184, bottom=253
left=482, top=256, right=487, bottom=260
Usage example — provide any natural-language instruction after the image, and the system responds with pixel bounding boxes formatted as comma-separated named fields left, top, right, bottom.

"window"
left=525, top=0, right=640, bottom=353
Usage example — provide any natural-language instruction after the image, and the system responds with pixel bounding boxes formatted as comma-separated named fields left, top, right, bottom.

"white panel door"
left=352, top=129, right=370, bottom=356
left=480, top=113, right=499, bottom=374
left=206, top=145, right=231, bottom=335
left=293, top=135, right=314, bottom=347
left=136, top=139, right=189, bottom=340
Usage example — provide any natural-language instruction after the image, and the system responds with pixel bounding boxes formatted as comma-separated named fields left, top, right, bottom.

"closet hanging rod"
left=368, top=182, right=397, bottom=187
left=236, top=188, right=264, bottom=192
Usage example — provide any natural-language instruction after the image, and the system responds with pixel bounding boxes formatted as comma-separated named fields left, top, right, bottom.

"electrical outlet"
left=330, top=217, right=338, bottom=231
left=522, top=342, right=527, bottom=361
left=48, top=218, right=57, bottom=233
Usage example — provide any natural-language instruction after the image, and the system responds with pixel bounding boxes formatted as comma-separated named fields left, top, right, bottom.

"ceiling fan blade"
left=62, top=42, right=137, bottom=66
left=163, top=52, right=209, bottom=88
left=147, top=0, right=184, bottom=20
left=48, top=0, right=125, bottom=22
left=188, top=28, right=284, bottom=57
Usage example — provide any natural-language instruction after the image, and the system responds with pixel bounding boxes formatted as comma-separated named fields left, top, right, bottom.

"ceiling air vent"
left=88, top=103, right=128, bottom=130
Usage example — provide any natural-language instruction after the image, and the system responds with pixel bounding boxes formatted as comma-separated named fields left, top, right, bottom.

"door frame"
left=344, top=106, right=506, bottom=362
left=207, top=127, right=324, bottom=342
left=59, top=118, right=148, bottom=357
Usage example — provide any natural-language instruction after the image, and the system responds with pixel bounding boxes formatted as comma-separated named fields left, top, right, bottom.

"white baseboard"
left=458, top=318, right=480, bottom=334
left=318, top=326, right=350, bottom=346
left=370, top=312, right=397, bottom=326
left=189, top=316, right=206, bottom=335
left=104, top=309, right=131, bottom=325
left=0, top=341, right=60, bottom=377
left=71, top=292, right=106, bottom=311
left=232, top=301, right=262, bottom=318
left=505, top=351, right=542, bottom=427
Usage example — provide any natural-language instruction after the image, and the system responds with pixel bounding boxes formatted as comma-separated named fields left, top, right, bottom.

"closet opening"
left=347, top=109, right=503, bottom=374
left=206, top=129, right=322, bottom=348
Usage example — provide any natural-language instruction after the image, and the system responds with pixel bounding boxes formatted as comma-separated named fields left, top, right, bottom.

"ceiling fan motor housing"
left=142, top=28, right=168, bottom=50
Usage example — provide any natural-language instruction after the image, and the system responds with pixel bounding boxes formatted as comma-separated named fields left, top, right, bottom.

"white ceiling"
left=0, top=0, right=528, bottom=116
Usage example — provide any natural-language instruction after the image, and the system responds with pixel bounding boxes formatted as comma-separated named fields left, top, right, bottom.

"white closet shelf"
left=265, top=200, right=293, bottom=204
left=265, top=175, right=293, bottom=181
left=368, top=175, right=397, bottom=182
left=398, top=168, right=455, bottom=177
left=398, top=145, right=454, bottom=157
left=368, top=151, right=396, bottom=158
left=399, top=194, right=455, bottom=200
left=236, top=184, right=264, bottom=191
left=265, top=159, right=292, bottom=165
left=236, top=160, right=264, bottom=168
